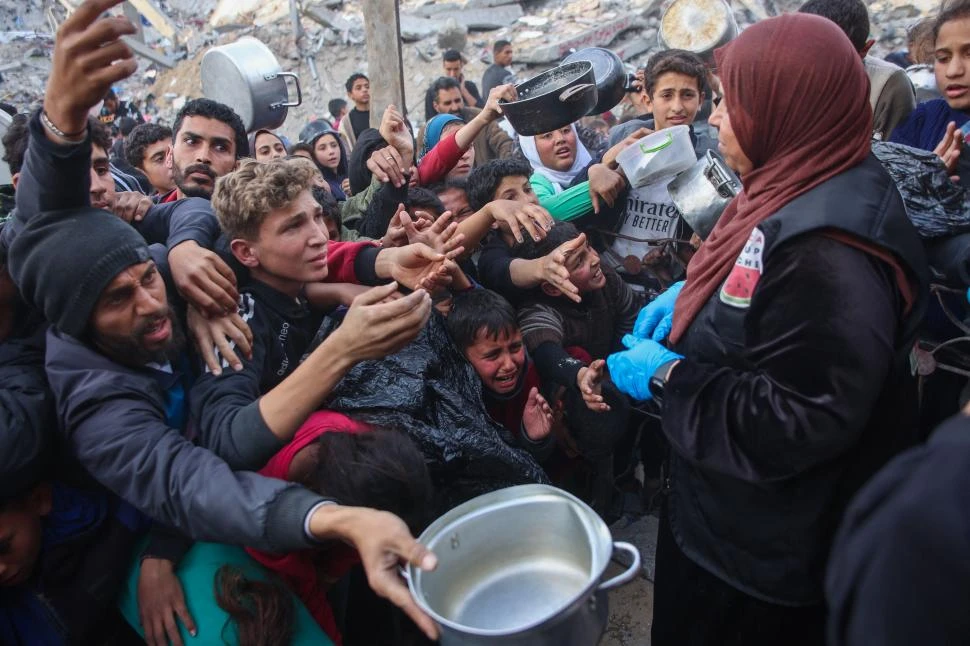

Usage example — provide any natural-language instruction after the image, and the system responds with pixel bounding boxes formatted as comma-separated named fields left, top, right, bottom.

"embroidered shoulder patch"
left=720, top=227, right=764, bottom=308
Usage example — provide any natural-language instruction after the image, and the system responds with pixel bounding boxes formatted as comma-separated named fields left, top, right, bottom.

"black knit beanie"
left=7, top=208, right=151, bottom=338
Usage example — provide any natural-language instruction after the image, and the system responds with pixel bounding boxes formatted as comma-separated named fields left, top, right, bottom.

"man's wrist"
left=306, top=501, right=355, bottom=542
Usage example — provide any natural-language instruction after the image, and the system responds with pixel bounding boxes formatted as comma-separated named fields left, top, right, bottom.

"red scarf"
left=670, top=14, right=872, bottom=343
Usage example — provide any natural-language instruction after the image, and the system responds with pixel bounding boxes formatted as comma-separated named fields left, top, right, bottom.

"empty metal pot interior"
left=512, top=61, right=594, bottom=102
left=413, top=494, right=601, bottom=634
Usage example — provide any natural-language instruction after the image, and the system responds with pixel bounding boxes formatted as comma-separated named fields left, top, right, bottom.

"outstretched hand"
left=522, top=387, right=554, bottom=441
left=934, top=121, right=964, bottom=181
left=308, top=505, right=439, bottom=641
left=45, top=0, right=138, bottom=136
left=577, top=359, right=610, bottom=412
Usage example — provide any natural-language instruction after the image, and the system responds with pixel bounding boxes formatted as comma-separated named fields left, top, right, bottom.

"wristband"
left=40, top=110, right=87, bottom=143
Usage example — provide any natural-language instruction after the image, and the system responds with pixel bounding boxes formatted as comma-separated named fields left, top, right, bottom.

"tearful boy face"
left=464, top=327, right=526, bottom=395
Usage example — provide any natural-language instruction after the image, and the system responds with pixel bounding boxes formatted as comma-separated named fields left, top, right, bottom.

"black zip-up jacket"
left=662, top=154, right=928, bottom=605
left=190, top=244, right=380, bottom=468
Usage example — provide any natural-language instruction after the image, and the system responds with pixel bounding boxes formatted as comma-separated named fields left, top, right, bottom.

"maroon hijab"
left=669, top=14, right=872, bottom=343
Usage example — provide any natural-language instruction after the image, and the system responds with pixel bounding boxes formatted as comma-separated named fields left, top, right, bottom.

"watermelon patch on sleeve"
left=720, top=227, right=764, bottom=308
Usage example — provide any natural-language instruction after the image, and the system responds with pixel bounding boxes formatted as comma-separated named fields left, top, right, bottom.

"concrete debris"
left=518, top=15, right=549, bottom=27
left=399, top=15, right=439, bottom=43
left=437, top=17, right=469, bottom=52
left=302, top=7, right=353, bottom=34
left=516, top=14, right=641, bottom=63
left=448, top=5, right=525, bottom=31
left=0, top=0, right=940, bottom=140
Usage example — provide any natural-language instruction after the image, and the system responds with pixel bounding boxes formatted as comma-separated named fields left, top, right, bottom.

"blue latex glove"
left=652, top=312, right=673, bottom=342
left=966, top=287, right=970, bottom=304
left=607, top=335, right=684, bottom=401
left=632, top=281, right=684, bottom=340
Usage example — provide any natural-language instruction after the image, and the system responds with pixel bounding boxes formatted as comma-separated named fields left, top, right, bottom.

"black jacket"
left=826, top=413, right=970, bottom=646
left=662, top=154, right=928, bottom=605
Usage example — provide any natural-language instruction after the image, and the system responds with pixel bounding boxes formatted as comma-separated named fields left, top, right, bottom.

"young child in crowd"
left=602, top=49, right=717, bottom=292
left=891, top=0, right=970, bottom=185
left=301, top=121, right=351, bottom=200
left=516, top=221, right=641, bottom=513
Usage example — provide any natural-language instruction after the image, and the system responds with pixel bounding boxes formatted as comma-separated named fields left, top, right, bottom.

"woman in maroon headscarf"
left=606, top=14, right=929, bottom=645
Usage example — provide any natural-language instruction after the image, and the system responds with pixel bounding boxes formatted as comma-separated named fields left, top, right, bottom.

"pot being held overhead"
left=201, top=37, right=302, bottom=133
left=500, top=61, right=599, bottom=137
left=562, top=47, right=627, bottom=115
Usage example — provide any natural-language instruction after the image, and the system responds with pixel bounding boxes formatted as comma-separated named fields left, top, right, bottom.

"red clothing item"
left=159, top=189, right=178, bottom=203
left=417, top=132, right=464, bottom=186
left=247, top=411, right=368, bottom=644
left=325, top=240, right=377, bottom=283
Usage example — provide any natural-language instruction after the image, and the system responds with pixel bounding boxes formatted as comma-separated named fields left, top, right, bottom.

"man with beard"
left=161, top=98, right=248, bottom=203
left=4, top=2, right=444, bottom=642
left=419, top=76, right=516, bottom=168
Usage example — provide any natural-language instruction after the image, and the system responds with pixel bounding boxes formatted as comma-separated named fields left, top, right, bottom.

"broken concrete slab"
left=399, top=15, right=438, bottom=42
left=436, top=5, right=524, bottom=31
left=464, top=0, right=522, bottom=8
left=612, top=32, right=657, bottom=61
left=302, top=6, right=353, bottom=33
left=515, top=14, right=641, bottom=64
left=413, top=2, right=461, bottom=18
left=437, top=17, right=468, bottom=51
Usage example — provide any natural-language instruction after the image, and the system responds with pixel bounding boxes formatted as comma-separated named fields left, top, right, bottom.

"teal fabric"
left=119, top=540, right=333, bottom=645
left=530, top=173, right=593, bottom=221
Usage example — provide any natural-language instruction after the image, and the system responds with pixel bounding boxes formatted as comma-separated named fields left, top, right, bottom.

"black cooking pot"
left=500, top=61, right=598, bottom=137
left=562, top=47, right=626, bottom=115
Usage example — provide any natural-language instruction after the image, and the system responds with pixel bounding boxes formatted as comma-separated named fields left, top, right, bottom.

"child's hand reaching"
left=522, top=387, right=554, bottom=441
left=577, top=359, right=610, bottom=412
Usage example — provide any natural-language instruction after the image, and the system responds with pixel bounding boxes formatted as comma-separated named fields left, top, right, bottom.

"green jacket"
left=530, top=173, right=593, bottom=222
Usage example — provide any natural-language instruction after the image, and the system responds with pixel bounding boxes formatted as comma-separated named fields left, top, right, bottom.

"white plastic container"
left=617, top=125, right=696, bottom=188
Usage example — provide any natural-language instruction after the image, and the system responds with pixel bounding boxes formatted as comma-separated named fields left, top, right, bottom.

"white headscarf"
left=519, top=124, right=593, bottom=194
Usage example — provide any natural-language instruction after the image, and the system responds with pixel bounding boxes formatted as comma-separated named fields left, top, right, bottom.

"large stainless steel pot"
left=659, top=0, right=738, bottom=60
left=500, top=61, right=598, bottom=136
left=200, top=37, right=302, bottom=134
left=667, top=149, right=741, bottom=239
left=406, top=484, right=640, bottom=646
left=562, top=47, right=627, bottom=115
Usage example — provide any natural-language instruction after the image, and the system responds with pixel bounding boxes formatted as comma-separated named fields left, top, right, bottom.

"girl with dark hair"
left=300, top=121, right=351, bottom=200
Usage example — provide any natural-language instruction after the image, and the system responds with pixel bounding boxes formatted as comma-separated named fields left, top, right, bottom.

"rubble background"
left=0, top=0, right=942, bottom=141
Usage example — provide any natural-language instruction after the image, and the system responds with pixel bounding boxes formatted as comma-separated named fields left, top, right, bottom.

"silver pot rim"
left=406, top=484, right=616, bottom=637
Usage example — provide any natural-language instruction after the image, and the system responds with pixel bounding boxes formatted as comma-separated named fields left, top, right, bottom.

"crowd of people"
left=3, top=0, right=970, bottom=643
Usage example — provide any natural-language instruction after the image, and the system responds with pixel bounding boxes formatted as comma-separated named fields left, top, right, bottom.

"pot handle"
left=268, top=72, right=303, bottom=109
left=558, top=83, right=596, bottom=103
left=598, top=541, right=641, bottom=591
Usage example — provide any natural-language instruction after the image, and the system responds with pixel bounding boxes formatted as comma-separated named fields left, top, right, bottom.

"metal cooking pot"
left=659, top=0, right=738, bottom=61
left=200, top=37, right=302, bottom=134
left=667, top=149, right=741, bottom=239
left=500, top=61, right=598, bottom=137
left=562, top=47, right=626, bottom=115
left=0, top=111, right=12, bottom=185
left=406, top=484, right=641, bottom=646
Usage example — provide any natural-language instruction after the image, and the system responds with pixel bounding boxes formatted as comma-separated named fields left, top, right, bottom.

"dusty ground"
left=601, top=513, right=659, bottom=645
left=603, top=569, right=653, bottom=645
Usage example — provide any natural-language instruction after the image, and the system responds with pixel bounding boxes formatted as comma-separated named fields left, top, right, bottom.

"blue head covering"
left=422, top=113, right=463, bottom=157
